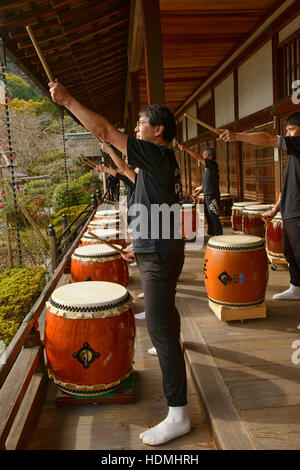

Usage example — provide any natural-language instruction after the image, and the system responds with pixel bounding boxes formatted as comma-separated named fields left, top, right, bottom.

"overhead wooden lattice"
left=0, top=0, right=130, bottom=125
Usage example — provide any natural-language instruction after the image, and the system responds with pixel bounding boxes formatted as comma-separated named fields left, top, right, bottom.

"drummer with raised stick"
left=48, top=79, right=190, bottom=446
left=175, top=138, right=223, bottom=237
left=218, top=112, right=300, bottom=301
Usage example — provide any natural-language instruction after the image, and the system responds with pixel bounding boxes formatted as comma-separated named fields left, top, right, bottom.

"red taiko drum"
left=71, top=244, right=128, bottom=287
left=219, top=193, right=232, bottom=223
left=231, top=202, right=258, bottom=234
left=81, top=228, right=127, bottom=249
left=94, top=209, right=120, bottom=220
left=180, top=203, right=197, bottom=240
left=204, top=235, right=268, bottom=309
left=44, top=281, right=135, bottom=397
left=88, top=218, right=120, bottom=231
left=266, top=212, right=285, bottom=260
left=242, top=204, right=273, bottom=238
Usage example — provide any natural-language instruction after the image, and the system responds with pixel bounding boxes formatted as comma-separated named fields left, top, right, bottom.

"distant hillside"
left=5, top=57, right=45, bottom=101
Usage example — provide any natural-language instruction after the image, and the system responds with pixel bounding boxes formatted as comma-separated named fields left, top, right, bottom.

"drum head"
left=181, top=203, right=195, bottom=208
left=273, top=212, right=282, bottom=220
left=83, top=228, right=121, bottom=240
left=50, top=281, right=128, bottom=309
left=220, top=193, right=231, bottom=198
left=208, top=234, right=264, bottom=250
left=95, top=209, right=120, bottom=217
left=89, top=218, right=119, bottom=226
left=244, top=204, right=273, bottom=213
left=73, top=243, right=122, bottom=258
left=232, top=201, right=259, bottom=208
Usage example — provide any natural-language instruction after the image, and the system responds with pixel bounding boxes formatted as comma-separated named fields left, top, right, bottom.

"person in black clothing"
left=106, top=173, right=120, bottom=202
left=218, top=111, right=300, bottom=301
left=176, top=143, right=223, bottom=236
left=49, top=80, right=190, bottom=446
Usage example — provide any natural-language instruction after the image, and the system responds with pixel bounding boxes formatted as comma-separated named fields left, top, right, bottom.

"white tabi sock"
left=273, top=283, right=300, bottom=300
left=134, top=311, right=146, bottom=320
left=139, top=406, right=191, bottom=446
left=147, top=347, right=157, bottom=356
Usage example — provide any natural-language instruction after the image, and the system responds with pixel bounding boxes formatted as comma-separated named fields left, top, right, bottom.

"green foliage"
left=6, top=73, right=43, bottom=101
left=78, top=172, right=103, bottom=193
left=0, top=266, right=47, bottom=346
left=51, top=181, right=88, bottom=212
left=51, top=173, right=103, bottom=212
left=51, top=204, right=89, bottom=237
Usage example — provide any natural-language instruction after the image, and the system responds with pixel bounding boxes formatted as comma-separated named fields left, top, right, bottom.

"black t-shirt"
left=280, top=136, right=300, bottom=219
left=117, top=173, right=136, bottom=225
left=202, top=159, right=220, bottom=198
left=117, top=173, right=135, bottom=206
left=127, top=136, right=184, bottom=253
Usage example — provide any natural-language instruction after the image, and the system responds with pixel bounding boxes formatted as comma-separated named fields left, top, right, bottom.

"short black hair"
left=204, top=147, right=216, bottom=160
left=139, top=104, right=177, bottom=143
left=287, top=112, right=300, bottom=128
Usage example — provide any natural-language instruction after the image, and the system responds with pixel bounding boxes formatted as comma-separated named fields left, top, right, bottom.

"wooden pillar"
left=272, top=34, right=281, bottom=201
left=234, top=69, right=243, bottom=200
left=141, top=0, right=165, bottom=105
left=130, top=71, right=140, bottom=130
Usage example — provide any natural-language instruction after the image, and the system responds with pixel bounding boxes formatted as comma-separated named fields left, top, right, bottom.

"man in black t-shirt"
left=49, top=81, right=190, bottom=446
left=176, top=143, right=223, bottom=236
left=218, top=112, right=300, bottom=301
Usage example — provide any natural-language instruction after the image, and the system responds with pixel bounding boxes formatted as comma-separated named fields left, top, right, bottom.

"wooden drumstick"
left=81, top=153, right=97, bottom=168
left=27, top=25, right=105, bottom=145
left=184, top=112, right=219, bottom=135
left=88, top=232, right=124, bottom=254
left=26, top=25, right=54, bottom=82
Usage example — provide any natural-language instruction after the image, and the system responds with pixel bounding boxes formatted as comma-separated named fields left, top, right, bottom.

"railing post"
left=49, top=224, right=57, bottom=273
left=62, top=213, right=68, bottom=231
left=96, top=189, right=102, bottom=205
left=91, top=194, right=97, bottom=210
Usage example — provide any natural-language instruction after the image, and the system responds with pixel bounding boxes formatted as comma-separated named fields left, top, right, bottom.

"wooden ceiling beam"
left=17, top=17, right=128, bottom=50
left=52, top=49, right=127, bottom=76
left=15, top=6, right=129, bottom=47
left=63, top=63, right=127, bottom=85
left=24, top=30, right=127, bottom=61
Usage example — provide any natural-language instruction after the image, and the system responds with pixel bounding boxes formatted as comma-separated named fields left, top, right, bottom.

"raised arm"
left=94, top=164, right=117, bottom=177
left=100, top=142, right=136, bottom=184
left=218, top=129, right=278, bottom=147
left=175, top=141, right=205, bottom=164
left=49, top=80, right=128, bottom=155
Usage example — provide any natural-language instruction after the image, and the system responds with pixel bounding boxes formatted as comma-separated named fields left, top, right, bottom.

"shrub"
left=0, top=266, right=47, bottom=346
left=51, top=181, right=87, bottom=212
left=51, top=204, right=90, bottom=237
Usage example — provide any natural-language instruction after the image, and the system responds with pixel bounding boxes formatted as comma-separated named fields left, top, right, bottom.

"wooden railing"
left=0, top=205, right=97, bottom=449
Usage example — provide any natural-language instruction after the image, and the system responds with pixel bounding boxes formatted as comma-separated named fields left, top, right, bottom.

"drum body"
left=44, top=281, right=135, bottom=397
left=204, top=235, right=268, bottom=308
left=180, top=203, right=196, bottom=240
left=243, top=204, right=273, bottom=238
left=231, top=202, right=257, bottom=234
left=88, top=218, right=119, bottom=231
left=219, top=193, right=232, bottom=222
left=94, top=209, right=120, bottom=220
left=71, top=244, right=128, bottom=287
left=81, top=229, right=126, bottom=249
left=266, top=212, right=285, bottom=259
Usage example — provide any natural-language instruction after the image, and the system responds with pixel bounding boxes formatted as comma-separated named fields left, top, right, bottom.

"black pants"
left=135, top=252, right=187, bottom=407
left=283, top=217, right=300, bottom=286
left=204, top=194, right=223, bottom=236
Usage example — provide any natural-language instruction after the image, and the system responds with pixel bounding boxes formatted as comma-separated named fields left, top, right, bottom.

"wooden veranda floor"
left=26, top=226, right=300, bottom=450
